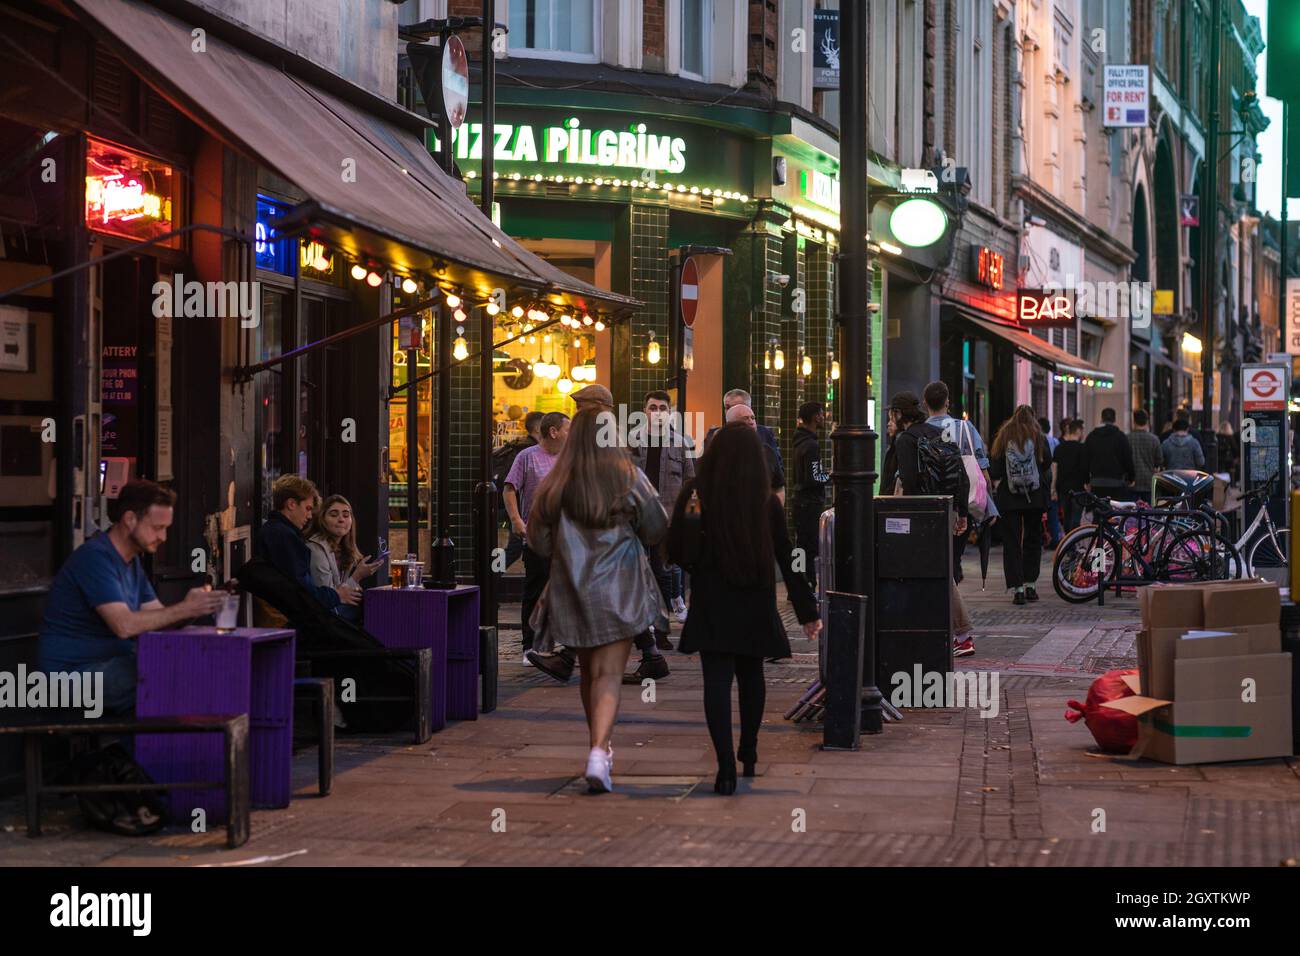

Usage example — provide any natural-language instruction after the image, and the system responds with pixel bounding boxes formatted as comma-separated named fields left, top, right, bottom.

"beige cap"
left=571, top=383, right=614, bottom=409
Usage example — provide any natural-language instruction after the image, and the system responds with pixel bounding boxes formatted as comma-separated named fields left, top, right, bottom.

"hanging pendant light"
left=646, top=333, right=661, bottom=365
left=801, top=354, right=812, bottom=376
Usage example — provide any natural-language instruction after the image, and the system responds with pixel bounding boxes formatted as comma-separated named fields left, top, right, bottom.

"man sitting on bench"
left=39, top=479, right=225, bottom=717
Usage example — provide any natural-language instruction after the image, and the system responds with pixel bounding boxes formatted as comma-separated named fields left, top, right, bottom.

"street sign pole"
left=824, top=0, right=882, bottom=749
left=1198, top=0, right=1222, bottom=470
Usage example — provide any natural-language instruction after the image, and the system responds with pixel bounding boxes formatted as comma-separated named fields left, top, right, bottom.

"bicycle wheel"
left=1053, top=525, right=1118, bottom=603
left=1246, top=528, right=1289, bottom=577
left=1163, top=529, right=1240, bottom=582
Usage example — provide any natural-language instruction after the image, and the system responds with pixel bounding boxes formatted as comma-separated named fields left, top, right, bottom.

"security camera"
left=769, top=273, right=791, bottom=288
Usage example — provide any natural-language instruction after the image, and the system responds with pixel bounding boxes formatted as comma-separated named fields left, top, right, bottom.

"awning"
left=66, top=0, right=638, bottom=315
left=956, top=312, right=1115, bottom=383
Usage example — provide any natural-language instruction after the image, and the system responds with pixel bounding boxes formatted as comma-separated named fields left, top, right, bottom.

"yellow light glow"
left=351, top=264, right=367, bottom=281
left=486, top=301, right=500, bottom=316
left=452, top=336, right=469, bottom=361
left=366, top=271, right=383, bottom=287
left=802, top=354, right=812, bottom=376
left=773, top=349, right=785, bottom=371
left=647, top=340, right=661, bottom=365
left=401, top=277, right=418, bottom=294
left=594, top=320, right=606, bottom=331
left=831, top=361, right=841, bottom=380
left=1182, top=333, right=1203, bottom=354
left=446, top=293, right=461, bottom=309
left=511, top=306, right=524, bottom=318
left=557, top=377, right=574, bottom=394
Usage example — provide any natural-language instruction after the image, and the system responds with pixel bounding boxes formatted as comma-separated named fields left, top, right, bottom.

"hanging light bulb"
left=773, top=348, right=785, bottom=371
left=445, top=292, right=462, bottom=309
left=801, top=354, right=812, bottom=376
left=831, top=360, right=841, bottom=380
left=511, top=305, right=524, bottom=319
left=401, top=277, right=418, bottom=294
left=764, top=350, right=771, bottom=371
left=543, top=333, right=551, bottom=342
left=582, top=314, right=593, bottom=326
left=528, top=335, right=536, bottom=344
left=366, top=271, right=383, bottom=288
left=594, top=319, right=606, bottom=331
left=351, top=264, right=368, bottom=281
left=557, top=377, right=574, bottom=394
left=452, top=336, right=469, bottom=361
left=647, top=334, right=661, bottom=365
left=454, top=309, right=467, bottom=323
left=486, top=301, right=501, bottom=316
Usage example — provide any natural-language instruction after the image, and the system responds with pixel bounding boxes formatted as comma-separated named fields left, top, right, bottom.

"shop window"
left=680, top=0, right=712, bottom=81
left=509, top=0, right=599, bottom=62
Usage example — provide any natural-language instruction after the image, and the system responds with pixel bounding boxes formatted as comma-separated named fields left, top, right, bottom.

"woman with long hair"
left=526, top=407, right=668, bottom=793
left=988, top=405, right=1051, bottom=605
left=667, top=423, right=820, bottom=795
left=305, top=495, right=382, bottom=622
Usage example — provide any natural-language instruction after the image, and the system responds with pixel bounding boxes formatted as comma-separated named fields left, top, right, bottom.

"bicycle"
left=1231, top=476, right=1289, bottom=578
left=1052, top=491, right=1239, bottom=604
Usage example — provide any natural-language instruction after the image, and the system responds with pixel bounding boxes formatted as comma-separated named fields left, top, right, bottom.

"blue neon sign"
left=255, top=195, right=293, bottom=275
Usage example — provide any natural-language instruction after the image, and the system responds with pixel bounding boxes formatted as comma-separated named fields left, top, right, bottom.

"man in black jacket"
left=1084, top=408, right=1135, bottom=498
left=256, top=474, right=360, bottom=612
left=792, top=402, right=831, bottom=588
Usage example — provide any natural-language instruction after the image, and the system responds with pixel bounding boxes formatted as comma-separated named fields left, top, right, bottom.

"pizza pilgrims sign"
left=1241, top=364, right=1288, bottom=411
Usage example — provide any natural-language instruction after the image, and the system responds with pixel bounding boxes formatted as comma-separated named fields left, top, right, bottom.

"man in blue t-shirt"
left=39, top=479, right=225, bottom=717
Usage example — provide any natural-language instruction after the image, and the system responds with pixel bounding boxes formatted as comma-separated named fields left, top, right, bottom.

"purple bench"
left=363, top=585, right=480, bottom=729
left=136, top=627, right=295, bottom=823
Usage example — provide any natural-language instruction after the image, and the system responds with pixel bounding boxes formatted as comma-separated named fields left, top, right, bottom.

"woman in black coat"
left=987, top=404, right=1052, bottom=605
left=667, top=423, right=821, bottom=795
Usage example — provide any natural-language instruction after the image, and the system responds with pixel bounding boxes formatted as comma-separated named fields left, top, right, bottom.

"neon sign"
left=452, top=118, right=687, bottom=174
left=85, top=139, right=175, bottom=244
left=1016, top=288, right=1076, bottom=328
left=975, top=246, right=1004, bottom=290
left=255, top=196, right=292, bottom=274
left=799, top=169, right=840, bottom=212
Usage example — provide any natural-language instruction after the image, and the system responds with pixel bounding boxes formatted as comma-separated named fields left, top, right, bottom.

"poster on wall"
left=0, top=306, right=31, bottom=372
left=1286, top=278, right=1300, bottom=355
left=1102, top=65, right=1149, bottom=128
left=813, top=9, right=840, bottom=89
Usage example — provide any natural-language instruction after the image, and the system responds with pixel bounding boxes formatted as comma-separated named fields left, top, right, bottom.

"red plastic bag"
left=1065, top=669, right=1139, bottom=754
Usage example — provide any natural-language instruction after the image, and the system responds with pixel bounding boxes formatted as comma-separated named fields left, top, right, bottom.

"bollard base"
left=822, top=591, right=867, bottom=751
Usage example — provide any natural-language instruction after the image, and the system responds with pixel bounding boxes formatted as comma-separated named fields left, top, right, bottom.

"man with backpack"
left=892, top=391, right=975, bottom=657
left=922, top=381, right=992, bottom=583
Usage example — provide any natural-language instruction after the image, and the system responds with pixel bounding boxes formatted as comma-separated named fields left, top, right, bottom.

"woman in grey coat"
left=527, top=407, right=668, bottom=793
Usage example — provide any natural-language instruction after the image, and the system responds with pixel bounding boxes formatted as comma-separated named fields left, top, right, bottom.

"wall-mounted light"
left=452, top=336, right=469, bottom=361
left=831, top=360, right=841, bottom=380
left=801, top=354, right=812, bottom=376
left=1181, top=332, right=1203, bottom=354
left=773, top=348, right=785, bottom=371
left=647, top=332, right=661, bottom=365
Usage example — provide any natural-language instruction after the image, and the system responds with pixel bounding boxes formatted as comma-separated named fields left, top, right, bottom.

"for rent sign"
left=1103, top=65, right=1149, bottom=128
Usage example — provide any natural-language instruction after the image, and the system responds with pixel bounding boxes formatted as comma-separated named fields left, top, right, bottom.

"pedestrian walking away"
left=1053, top=419, right=1089, bottom=531
left=791, top=401, right=831, bottom=590
left=922, top=380, right=995, bottom=584
left=1128, top=409, right=1163, bottom=503
left=989, top=406, right=1052, bottom=605
left=493, top=410, right=543, bottom=570
left=668, top=423, right=820, bottom=795
left=1161, top=417, right=1206, bottom=471
left=503, top=411, right=570, bottom=660
left=524, top=407, right=668, bottom=793
left=1084, top=407, right=1135, bottom=499
left=892, top=390, right=976, bottom=657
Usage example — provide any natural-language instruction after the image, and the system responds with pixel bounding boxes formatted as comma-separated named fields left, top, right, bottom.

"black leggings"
left=699, top=652, right=766, bottom=766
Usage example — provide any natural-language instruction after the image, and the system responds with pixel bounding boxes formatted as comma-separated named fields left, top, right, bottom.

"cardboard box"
left=1112, top=580, right=1292, bottom=764
left=1104, top=655, right=1293, bottom=764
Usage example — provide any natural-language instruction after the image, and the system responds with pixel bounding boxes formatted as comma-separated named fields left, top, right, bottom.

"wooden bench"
left=292, top=676, right=334, bottom=796
left=297, top=647, right=433, bottom=743
left=0, top=714, right=250, bottom=848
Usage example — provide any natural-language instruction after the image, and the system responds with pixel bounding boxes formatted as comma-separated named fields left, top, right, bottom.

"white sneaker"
left=584, top=745, right=613, bottom=793
left=672, top=597, right=688, bottom=623
left=521, top=651, right=535, bottom=666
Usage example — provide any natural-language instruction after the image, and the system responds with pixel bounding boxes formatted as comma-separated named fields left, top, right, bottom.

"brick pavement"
left=2, top=552, right=1298, bottom=867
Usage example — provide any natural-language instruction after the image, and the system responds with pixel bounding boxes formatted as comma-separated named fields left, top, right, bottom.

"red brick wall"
left=748, top=0, right=778, bottom=91
left=644, top=0, right=665, bottom=66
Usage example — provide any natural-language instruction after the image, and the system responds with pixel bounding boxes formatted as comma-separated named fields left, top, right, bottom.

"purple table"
left=364, top=585, right=480, bottom=727
left=136, top=627, right=295, bottom=823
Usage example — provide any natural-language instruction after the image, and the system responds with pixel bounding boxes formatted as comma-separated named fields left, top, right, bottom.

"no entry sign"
left=680, top=257, right=699, bottom=328
left=1242, top=364, right=1288, bottom=411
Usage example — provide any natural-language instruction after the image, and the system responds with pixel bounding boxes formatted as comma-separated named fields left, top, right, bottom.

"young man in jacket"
left=1052, top=419, right=1090, bottom=530
left=1161, top=418, right=1206, bottom=470
left=623, top=390, right=694, bottom=684
left=922, top=380, right=991, bottom=583
left=257, top=475, right=361, bottom=613
left=1128, top=409, right=1164, bottom=502
left=791, top=401, right=831, bottom=589
left=1084, top=408, right=1135, bottom=498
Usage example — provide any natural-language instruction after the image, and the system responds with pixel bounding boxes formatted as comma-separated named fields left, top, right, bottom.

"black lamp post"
left=1197, top=0, right=1222, bottom=471
left=823, top=0, right=883, bottom=749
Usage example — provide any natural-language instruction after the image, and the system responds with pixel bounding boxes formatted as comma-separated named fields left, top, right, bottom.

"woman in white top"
left=305, top=495, right=382, bottom=622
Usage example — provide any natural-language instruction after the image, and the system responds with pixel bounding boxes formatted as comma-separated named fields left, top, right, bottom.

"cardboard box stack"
left=1102, top=580, right=1293, bottom=764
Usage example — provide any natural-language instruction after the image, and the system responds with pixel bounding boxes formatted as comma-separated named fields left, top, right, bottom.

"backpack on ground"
left=916, top=432, right=967, bottom=502
left=68, top=743, right=169, bottom=836
left=1005, top=439, right=1041, bottom=497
